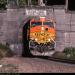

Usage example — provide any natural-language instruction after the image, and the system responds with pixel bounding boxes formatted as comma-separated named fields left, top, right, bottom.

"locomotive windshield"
left=43, top=22, right=54, bottom=27
left=31, top=22, right=42, bottom=27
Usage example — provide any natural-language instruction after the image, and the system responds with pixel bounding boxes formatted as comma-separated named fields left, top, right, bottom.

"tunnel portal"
left=22, top=19, right=33, bottom=57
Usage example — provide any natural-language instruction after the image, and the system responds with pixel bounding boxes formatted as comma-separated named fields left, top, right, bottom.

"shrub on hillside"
left=52, top=47, right=75, bottom=60
left=0, top=43, right=14, bottom=59
left=63, top=47, right=75, bottom=59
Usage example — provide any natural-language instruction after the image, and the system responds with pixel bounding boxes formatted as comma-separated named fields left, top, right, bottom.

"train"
left=27, top=17, right=56, bottom=56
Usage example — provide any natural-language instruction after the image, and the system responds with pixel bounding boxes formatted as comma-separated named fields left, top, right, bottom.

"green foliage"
left=0, top=0, right=7, bottom=4
left=18, top=0, right=38, bottom=6
left=63, top=47, right=75, bottom=59
left=18, top=0, right=28, bottom=6
left=52, top=47, right=75, bottom=60
left=0, top=43, right=13, bottom=59
left=0, top=0, right=7, bottom=10
left=0, top=0, right=39, bottom=9
left=31, top=0, right=38, bottom=5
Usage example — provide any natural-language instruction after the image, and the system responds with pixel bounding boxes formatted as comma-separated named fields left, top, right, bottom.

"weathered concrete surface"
left=0, top=57, right=75, bottom=73
left=0, top=11, right=7, bottom=45
left=0, top=7, right=75, bottom=54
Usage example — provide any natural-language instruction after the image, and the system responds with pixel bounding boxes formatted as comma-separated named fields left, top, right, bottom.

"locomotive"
left=27, top=17, right=56, bottom=56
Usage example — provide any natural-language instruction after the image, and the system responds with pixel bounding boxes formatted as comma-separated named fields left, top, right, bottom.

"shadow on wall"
left=44, top=0, right=65, bottom=6
left=68, top=0, right=75, bottom=11
left=22, top=19, right=33, bottom=57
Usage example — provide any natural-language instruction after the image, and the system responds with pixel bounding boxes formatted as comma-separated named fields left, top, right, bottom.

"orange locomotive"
left=28, top=17, right=56, bottom=56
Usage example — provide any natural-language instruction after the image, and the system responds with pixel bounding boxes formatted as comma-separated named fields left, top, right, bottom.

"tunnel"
left=22, top=19, right=33, bottom=57
left=68, top=0, right=75, bottom=11
left=22, top=17, right=56, bottom=57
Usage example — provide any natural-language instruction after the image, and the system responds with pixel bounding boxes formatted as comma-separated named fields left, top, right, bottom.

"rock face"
left=0, top=6, right=75, bottom=55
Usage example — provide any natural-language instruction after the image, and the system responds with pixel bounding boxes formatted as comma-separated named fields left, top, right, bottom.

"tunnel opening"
left=22, top=19, right=33, bottom=57
left=22, top=17, right=56, bottom=57
left=43, top=0, right=65, bottom=6
left=68, top=0, right=75, bottom=11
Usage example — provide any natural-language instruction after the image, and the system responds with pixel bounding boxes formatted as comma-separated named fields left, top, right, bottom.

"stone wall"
left=0, top=11, right=7, bottom=45
left=0, top=7, right=75, bottom=54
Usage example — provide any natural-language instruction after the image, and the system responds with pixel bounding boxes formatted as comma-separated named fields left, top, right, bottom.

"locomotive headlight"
left=35, top=38, right=38, bottom=41
left=48, top=39, right=51, bottom=42
left=32, top=33, right=34, bottom=36
left=41, top=27, right=44, bottom=31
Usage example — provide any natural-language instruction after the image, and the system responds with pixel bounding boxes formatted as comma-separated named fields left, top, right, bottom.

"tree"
left=18, top=0, right=28, bottom=7
left=18, top=0, right=38, bottom=7
left=0, top=0, right=7, bottom=10
left=0, top=0, right=39, bottom=9
left=31, top=0, right=38, bottom=5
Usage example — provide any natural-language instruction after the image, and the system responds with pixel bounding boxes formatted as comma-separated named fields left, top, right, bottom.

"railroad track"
left=29, top=55, right=75, bottom=64
left=22, top=55, right=75, bottom=64
left=27, top=49, right=75, bottom=64
left=1, top=56, right=75, bottom=73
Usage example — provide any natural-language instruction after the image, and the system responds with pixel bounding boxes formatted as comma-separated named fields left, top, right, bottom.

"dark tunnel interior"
left=68, top=0, right=75, bottom=11
left=22, top=20, right=33, bottom=57
left=43, top=0, right=65, bottom=6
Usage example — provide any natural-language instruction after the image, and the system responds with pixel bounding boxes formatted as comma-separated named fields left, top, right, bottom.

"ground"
left=0, top=56, right=75, bottom=73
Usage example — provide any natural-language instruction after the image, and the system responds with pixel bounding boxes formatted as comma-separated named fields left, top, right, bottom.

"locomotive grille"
left=30, top=30, right=55, bottom=44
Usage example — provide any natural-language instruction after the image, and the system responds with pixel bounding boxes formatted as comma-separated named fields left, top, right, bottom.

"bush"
left=52, top=47, right=75, bottom=60
left=0, top=43, right=14, bottom=59
left=63, top=47, right=75, bottom=59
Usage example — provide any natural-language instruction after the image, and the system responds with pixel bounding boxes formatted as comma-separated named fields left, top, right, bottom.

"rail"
left=29, top=55, right=75, bottom=64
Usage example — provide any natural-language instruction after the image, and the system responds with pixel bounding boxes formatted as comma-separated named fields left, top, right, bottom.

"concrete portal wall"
left=6, top=9, right=19, bottom=44
left=0, top=11, right=7, bottom=45
left=0, top=7, right=75, bottom=53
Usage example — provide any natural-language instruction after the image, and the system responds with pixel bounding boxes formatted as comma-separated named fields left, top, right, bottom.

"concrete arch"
left=18, top=16, right=37, bottom=43
left=17, top=16, right=35, bottom=56
left=6, top=7, right=67, bottom=56
left=20, top=16, right=37, bottom=28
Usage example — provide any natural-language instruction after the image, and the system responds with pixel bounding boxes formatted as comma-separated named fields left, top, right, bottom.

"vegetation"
left=0, top=0, right=39, bottom=9
left=31, top=0, right=38, bottom=5
left=18, top=0, right=28, bottom=6
left=18, top=0, right=38, bottom=7
left=52, top=47, right=75, bottom=60
left=63, top=47, right=75, bottom=60
left=0, top=43, right=13, bottom=59
left=0, top=0, right=7, bottom=10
